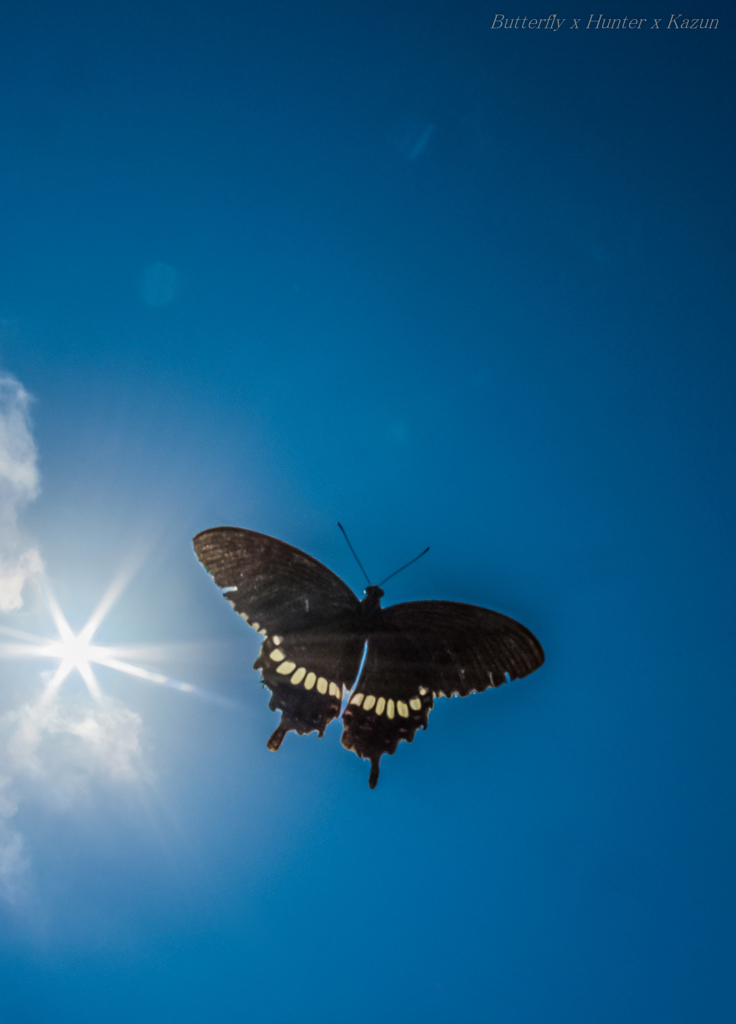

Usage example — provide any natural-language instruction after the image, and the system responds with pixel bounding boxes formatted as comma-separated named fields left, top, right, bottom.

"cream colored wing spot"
left=418, top=686, right=428, bottom=696
left=252, top=622, right=260, bottom=631
left=269, top=648, right=285, bottom=662
left=305, top=672, right=316, bottom=690
left=410, top=697, right=422, bottom=711
left=397, top=701, right=409, bottom=718
left=363, top=694, right=376, bottom=711
left=350, top=692, right=364, bottom=706
left=317, top=677, right=328, bottom=694
left=277, top=660, right=297, bottom=675
left=375, top=697, right=385, bottom=716
left=291, top=666, right=306, bottom=685
left=329, top=682, right=341, bottom=698
left=273, top=635, right=282, bottom=646
left=239, top=612, right=250, bottom=623
left=386, top=699, right=395, bottom=720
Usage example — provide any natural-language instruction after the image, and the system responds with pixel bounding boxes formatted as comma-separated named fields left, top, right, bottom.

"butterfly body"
left=193, top=527, right=544, bottom=788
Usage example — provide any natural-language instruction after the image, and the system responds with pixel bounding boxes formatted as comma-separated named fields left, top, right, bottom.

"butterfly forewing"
left=193, top=527, right=361, bottom=636
left=378, top=601, right=545, bottom=698
left=193, top=527, right=365, bottom=748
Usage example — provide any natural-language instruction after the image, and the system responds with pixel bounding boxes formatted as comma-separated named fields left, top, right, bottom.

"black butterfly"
left=193, top=527, right=544, bottom=788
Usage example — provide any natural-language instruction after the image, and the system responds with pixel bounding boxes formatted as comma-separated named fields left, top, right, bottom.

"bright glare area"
left=58, top=634, right=91, bottom=670
left=0, top=574, right=209, bottom=704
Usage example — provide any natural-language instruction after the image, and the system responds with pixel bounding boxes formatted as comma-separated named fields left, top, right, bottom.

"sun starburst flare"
left=0, top=574, right=229, bottom=707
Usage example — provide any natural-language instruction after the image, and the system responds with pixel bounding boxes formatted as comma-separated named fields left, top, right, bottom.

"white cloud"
left=0, top=692, right=147, bottom=902
left=0, top=818, right=27, bottom=903
left=0, top=375, right=43, bottom=610
left=0, top=370, right=152, bottom=905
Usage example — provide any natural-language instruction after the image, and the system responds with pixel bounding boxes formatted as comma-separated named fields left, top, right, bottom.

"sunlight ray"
left=77, top=658, right=104, bottom=702
left=2, top=578, right=237, bottom=709
left=44, top=587, right=75, bottom=644
left=90, top=652, right=235, bottom=705
left=91, top=653, right=171, bottom=685
left=0, top=642, right=58, bottom=658
left=0, top=624, right=52, bottom=644
left=42, top=658, right=76, bottom=702
left=77, top=567, right=134, bottom=646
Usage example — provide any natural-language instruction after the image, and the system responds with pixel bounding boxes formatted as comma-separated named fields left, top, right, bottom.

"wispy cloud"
left=0, top=371, right=151, bottom=904
left=0, top=375, right=43, bottom=611
left=0, top=692, right=147, bottom=902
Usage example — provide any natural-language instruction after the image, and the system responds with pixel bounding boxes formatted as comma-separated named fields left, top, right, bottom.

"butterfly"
left=193, top=527, right=544, bottom=788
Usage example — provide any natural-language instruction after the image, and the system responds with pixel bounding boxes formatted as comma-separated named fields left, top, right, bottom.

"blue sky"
left=0, top=2, right=734, bottom=1022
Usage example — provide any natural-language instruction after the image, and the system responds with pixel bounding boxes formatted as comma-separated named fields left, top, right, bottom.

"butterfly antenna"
left=337, top=523, right=372, bottom=586
left=377, top=546, right=430, bottom=588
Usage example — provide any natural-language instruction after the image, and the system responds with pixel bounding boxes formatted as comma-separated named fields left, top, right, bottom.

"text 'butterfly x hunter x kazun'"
left=193, top=526, right=544, bottom=788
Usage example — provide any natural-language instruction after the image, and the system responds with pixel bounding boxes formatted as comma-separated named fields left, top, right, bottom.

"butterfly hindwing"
left=342, top=600, right=544, bottom=787
left=341, top=627, right=435, bottom=789
left=254, top=628, right=364, bottom=750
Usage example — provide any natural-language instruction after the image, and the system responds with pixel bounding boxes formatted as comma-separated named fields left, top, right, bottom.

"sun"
left=62, top=634, right=91, bottom=671
left=0, top=572, right=204, bottom=704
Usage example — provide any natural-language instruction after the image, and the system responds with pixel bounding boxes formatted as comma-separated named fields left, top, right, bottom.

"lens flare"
left=0, top=575, right=232, bottom=708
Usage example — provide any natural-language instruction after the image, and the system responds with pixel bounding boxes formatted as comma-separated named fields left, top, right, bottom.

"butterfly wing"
left=193, top=527, right=365, bottom=748
left=254, top=627, right=364, bottom=751
left=193, top=527, right=361, bottom=633
left=341, top=600, right=544, bottom=788
left=341, top=622, right=435, bottom=789
left=382, top=600, right=545, bottom=697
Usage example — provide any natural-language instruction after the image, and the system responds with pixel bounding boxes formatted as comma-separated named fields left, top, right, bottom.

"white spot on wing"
left=305, top=672, right=316, bottom=690
left=277, top=660, right=297, bottom=675
left=363, top=695, right=376, bottom=711
left=410, top=697, right=421, bottom=711
left=397, top=701, right=409, bottom=718
left=317, top=677, right=328, bottom=694
left=291, top=666, right=306, bottom=684
left=386, top=699, right=395, bottom=719
left=269, top=649, right=285, bottom=662
left=350, top=692, right=364, bottom=706
left=375, top=697, right=385, bottom=716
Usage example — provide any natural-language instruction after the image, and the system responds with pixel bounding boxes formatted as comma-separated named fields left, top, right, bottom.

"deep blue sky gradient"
left=0, top=2, right=734, bottom=1022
